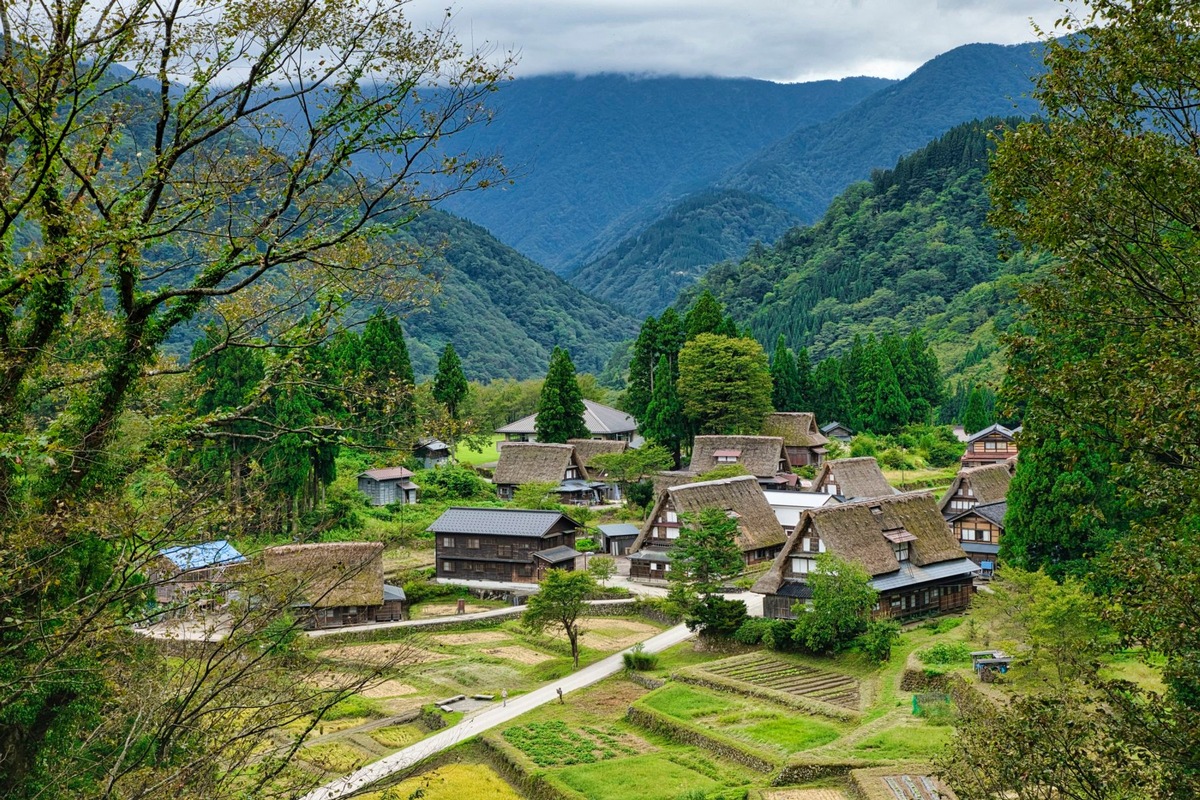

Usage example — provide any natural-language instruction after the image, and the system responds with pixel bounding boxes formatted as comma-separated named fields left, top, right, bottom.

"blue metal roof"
left=160, top=540, right=245, bottom=571
left=382, top=584, right=407, bottom=602
left=961, top=541, right=1001, bottom=555
left=869, top=558, right=979, bottom=592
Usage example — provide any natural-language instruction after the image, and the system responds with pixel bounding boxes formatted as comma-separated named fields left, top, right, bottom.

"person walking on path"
left=556, top=687, right=564, bottom=704
left=501, top=689, right=508, bottom=707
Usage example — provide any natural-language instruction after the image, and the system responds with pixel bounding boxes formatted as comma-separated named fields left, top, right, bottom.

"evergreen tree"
left=962, top=387, right=990, bottom=434
left=812, top=357, right=850, bottom=425
left=795, top=346, right=813, bottom=410
left=360, top=309, right=416, bottom=436
left=714, top=315, right=740, bottom=338
left=655, top=308, right=686, bottom=377
left=684, top=290, right=725, bottom=340
left=866, top=352, right=910, bottom=435
left=905, top=330, right=942, bottom=412
left=770, top=335, right=802, bottom=412
left=432, top=342, right=469, bottom=420
left=624, top=316, right=659, bottom=422
left=643, top=355, right=686, bottom=467
left=841, top=335, right=869, bottom=429
left=677, top=334, right=772, bottom=436
left=535, top=347, right=589, bottom=443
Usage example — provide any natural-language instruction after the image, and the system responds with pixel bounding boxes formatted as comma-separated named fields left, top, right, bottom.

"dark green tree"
left=684, top=290, right=725, bottom=340
left=811, top=356, right=850, bottom=425
left=677, top=333, right=772, bottom=436
left=535, top=347, right=589, bottom=443
left=793, top=554, right=877, bottom=654
left=361, top=309, right=416, bottom=438
left=669, top=507, right=746, bottom=597
left=655, top=307, right=686, bottom=376
left=770, top=335, right=802, bottom=412
left=794, top=346, right=814, bottom=410
left=642, top=355, right=686, bottom=467
left=961, top=387, right=990, bottom=434
left=432, top=342, right=469, bottom=420
left=866, top=351, right=910, bottom=435
left=624, top=316, right=659, bottom=422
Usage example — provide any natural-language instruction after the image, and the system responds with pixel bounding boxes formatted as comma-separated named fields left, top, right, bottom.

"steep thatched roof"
left=631, top=475, right=784, bottom=555
left=762, top=413, right=830, bottom=449
left=689, top=436, right=788, bottom=478
left=939, top=463, right=1013, bottom=512
left=812, top=457, right=895, bottom=499
left=752, top=492, right=965, bottom=594
left=494, top=442, right=588, bottom=485
left=262, top=542, right=383, bottom=608
left=652, top=470, right=700, bottom=497
left=568, top=438, right=627, bottom=469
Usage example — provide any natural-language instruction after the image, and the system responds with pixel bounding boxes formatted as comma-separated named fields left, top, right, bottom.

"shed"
left=820, top=421, right=854, bottom=442
left=357, top=466, right=419, bottom=506
left=597, top=523, right=641, bottom=556
left=414, top=437, right=451, bottom=469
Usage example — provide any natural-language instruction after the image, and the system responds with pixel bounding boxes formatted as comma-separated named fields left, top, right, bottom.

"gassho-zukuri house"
left=628, top=475, right=786, bottom=581
left=495, top=399, right=638, bottom=443
left=491, top=442, right=608, bottom=505
left=752, top=492, right=979, bottom=621
left=429, top=507, right=581, bottom=586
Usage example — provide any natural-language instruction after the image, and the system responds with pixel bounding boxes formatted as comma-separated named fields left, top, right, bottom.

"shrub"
left=622, top=643, right=660, bottom=671
left=733, top=618, right=773, bottom=646
left=850, top=435, right=879, bottom=458
left=625, top=480, right=655, bottom=510
left=856, top=619, right=901, bottom=664
left=918, top=641, right=973, bottom=665
left=415, top=464, right=492, bottom=501
left=687, top=596, right=748, bottom=639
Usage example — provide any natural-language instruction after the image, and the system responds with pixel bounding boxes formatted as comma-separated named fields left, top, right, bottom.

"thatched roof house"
left=763, top=413, right=830, bottom=468
left=651, top=470, right=701, bottom=497
left=629, top=475, right=786, bottom=580
left=811, top=457, right=896, bottom=499
left=492, top=442, right=602, bottom=505
left=939, top=463, right=1013, bottom=516
left=568, top=438, right=627, bottom=469
left=753, top=492, right=977, bottom=620
left=689, top=435, right=789, bottom=479
left=261, top=542, right=384, bottom=609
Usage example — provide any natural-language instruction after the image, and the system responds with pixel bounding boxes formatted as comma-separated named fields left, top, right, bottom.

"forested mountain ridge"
left=574, top=42, right=1045, bottom=317
left=436, top=73, right=894, bottom=272
left=680, top=118, right=1051, bottom=387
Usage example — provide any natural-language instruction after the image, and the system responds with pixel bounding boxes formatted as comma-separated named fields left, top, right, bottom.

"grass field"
left=455, top=435, right=503, bottom=465
left=642, top=684, right=735, bottom=720
left=740, top=717, right=841, bottom=753
left=360, top=763, right=524, bottom=800
left=849, top=724, right=954, bottom=760
left=557, top=753, right=722, bottom=800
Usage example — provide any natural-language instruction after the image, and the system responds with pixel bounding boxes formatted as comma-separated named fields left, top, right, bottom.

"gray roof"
left=415, top=438, right=450, bottom=453
left=973, top=501, right=1008, bottom=526
left=821, top=421, right=852, bottom=434
left=359, top=466, right=415, bottom=481
left=382, top=583, right=407, bottom=602
left=597, top=523, right=641, bottom=538
left=532, top=545, right=581, bottom=563
left=961, top=542, right=1001, bottom=556
left=427, top=507, right=578, bottom=537
left=868, top=557, right=979, bottom=592
left=495, top=399, right=637, bottom=436
left=629, top=547, right=673, bottom=563
left=965, top=423, right=1016, bottom=444
left=775, top=581, right=814, bottom=599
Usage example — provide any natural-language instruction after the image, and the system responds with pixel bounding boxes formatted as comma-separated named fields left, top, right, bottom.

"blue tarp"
left=160, top=540, right=245, bottom=571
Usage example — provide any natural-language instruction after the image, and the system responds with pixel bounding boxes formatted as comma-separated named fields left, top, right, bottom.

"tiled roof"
left=359, top=466, right=414, bottom=481
left=427, top=507, right=577, bottom=537
left=868, top=558, right=979, bottom=592
left=495, top=399, right=637, bottom=435
left=964, top=423, right=1016, bottom=444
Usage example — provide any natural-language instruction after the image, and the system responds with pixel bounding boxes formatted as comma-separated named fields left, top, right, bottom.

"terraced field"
left=696, top=653, right=860, bottom=710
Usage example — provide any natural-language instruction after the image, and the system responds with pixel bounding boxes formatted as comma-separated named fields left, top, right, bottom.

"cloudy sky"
left=404, top=0, right=1068, bottom=82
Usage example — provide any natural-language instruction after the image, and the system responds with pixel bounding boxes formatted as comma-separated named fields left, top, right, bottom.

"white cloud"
left=403, top=0, right=1069, bottom=81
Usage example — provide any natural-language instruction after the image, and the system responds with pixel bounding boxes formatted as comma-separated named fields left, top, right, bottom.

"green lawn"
left=642, top=684, right=735, bottom=720
left=738, top=717, right=841, bottom=753
left=851, top=723, right=953, bottom=760
left=455, top=435, right=502, bottom=465
left=556, top=753, right=721, bottom=800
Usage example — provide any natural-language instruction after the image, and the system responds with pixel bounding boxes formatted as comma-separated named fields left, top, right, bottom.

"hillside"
left=437, top=73, right=893, bottom=272
left=680, top=118, right=1052, bottom=386
left=573, top=42, right=1045, bottom=316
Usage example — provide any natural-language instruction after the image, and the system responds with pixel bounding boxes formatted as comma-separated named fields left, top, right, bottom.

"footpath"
left=301, top=622, right=695, bottom=800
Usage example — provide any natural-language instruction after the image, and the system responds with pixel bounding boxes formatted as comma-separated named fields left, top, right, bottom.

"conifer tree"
left=655, top=308, right=686, bottom=376
left=625, top=316, right=659, bottom=422
left=684, top=290, right=725, bottom=340
left=962, top=387, right=990, bottom=434
left=643, top=355, right=685, bottom=467
left=812, top=357, right=850, bottom=425
left=361, top=309, right=416, bottom=435
left=770, top=335, right=802, bottom=412
left=432, top=342, right=469, bottom=420
left=867, top=354, right=910, bottom=435
left=795, top=346, right=814, bottom=410
left=536, top=347, right=589, bottom=443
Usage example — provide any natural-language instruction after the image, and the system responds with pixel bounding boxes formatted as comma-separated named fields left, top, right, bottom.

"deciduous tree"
left=677, top=334, right=772, bottom=436
left=523, top=570, right=596, bottom=669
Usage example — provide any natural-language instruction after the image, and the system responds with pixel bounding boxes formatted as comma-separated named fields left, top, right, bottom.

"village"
left=143, top=399, right=1042, bottom=800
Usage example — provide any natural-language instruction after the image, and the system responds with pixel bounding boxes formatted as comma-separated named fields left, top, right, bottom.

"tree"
left=360, top=309, right=417, bottom=442
left=677, top=334, right=772, bottom=436
left=523, top=570, right=596, bottom=669
left=589, top=445, right=674, bottom=500
left=511, top=483, right=566, bottom=511
left=812, top=356, right=850, bottom=425
left=793, top=554, right=877, bottom=654
left=794, top=346, right=814, bottom=411
left=432, top=343, right=469, bottom=421
left=0, top=2, right=510, bottom=793
left=642, top=356, right=686, bottom=467
left=857, top=619, right=901, bottom=665
left=535, top=347, right=589, bottom=443
left=865, top=352, right=910, bottom=435
left=684, top=290, right=725, bottom=340
left=770, top=335, right=803, bottom=412
left=961, top=387, right=990, bottom=435
left=588, top=556, right=618, bottom=586
left=669, top=508, right=746, bottom=598
left=624, top=316, right=659, bottom=422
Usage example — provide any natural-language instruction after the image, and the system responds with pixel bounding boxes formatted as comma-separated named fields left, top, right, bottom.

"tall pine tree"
left=961, top=387, right=990, bottom=434
left=624, top=316, right=659, bottom=422
left=770, top=335, right=802, bottom=412
left=795, top=346, right=813, bottom=410
left=643, top=355, right=686, bottom=468
left=684, top=290, right=725, bottom=340
left=361, top=309, right=416, bottom=439
left=866, top=353, right=910, bottom=435
left=432, top=342, right=469, bottom=419
left=535, top=347, right=589, bottom=443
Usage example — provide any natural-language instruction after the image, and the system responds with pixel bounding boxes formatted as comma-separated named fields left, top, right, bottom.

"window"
left=965, top=486, right=974, bottom=497
left=649, top=563, right=659, bottom=571
left=961, top=528, right=975, bottom=541
left=497, top=544, right=512, bottom=558
left=442, top=561, right=454, bottom=572
left=984, top=441, right=998, bottom=451
left=666, top=528, right=679, bottom=539
left=791, top=557, right=814, bottom=574
left=801, top=536, right=821, bottom=553
left=666, top=511, right=678, bottom=523
left=565, top=467, right=580, bottom=479
left=467, top=538, right=480, bottom=550
left=442, top=537, right=455, bottom=548
left=784, top=527, right=795, bottom=537
left=893, top=541, right=910, bottom=562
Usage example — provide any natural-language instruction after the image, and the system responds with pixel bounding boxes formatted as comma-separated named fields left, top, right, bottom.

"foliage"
left=770, top=335, right=804, bottom=412
left=590, top=446, right=674, bottom=495
left=622, top=643, right=660, bottom=672
left=643, top=356, right=687, bottom=464
left=669, top=509, right=747, bottom=598
left=694, top=464, right=752, bottom=482
left=856, top=620, right=901, bottom=665
left=792, top=554, right=878, bottom=654
left=414, top=465, right=494, bottom=502
left=677, top=334, right=773, bottom=436
left=917, top=642, right=973, bottom=666
left=961, top=387, right=991, bottom=434
left=687, top=596, right=749, bottom=640
left=501, top=720, right=635, bottom=767
left=625, top=481, right=656, bottom=511
left=588, top=556, right=618, bottom=585
left=535, top=348, right=590, bottom=443
left=432, top=343, right=469, bottom=420
left=511, top=483, right=567, bottom=512
left=522, top=570, right=597, bottom=669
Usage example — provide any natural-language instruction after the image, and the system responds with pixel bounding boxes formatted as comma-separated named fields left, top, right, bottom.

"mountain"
left=400, top=210, right=638, bottom=382
left=572, top=42, right=1046, bottom=317
left=679, top=118, right=1052, bottom=386
left=438, top=73, right=894, bottom=272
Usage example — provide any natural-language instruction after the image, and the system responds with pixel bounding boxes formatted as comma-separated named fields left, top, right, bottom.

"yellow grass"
left=299, top=741, right=373, bottom=774
left=359, top=763, right=523, bottom=800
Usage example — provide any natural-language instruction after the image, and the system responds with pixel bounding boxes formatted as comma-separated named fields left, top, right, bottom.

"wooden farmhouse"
left=357, top=466, right=419, bottom=506
left=628, top=475, right=785, bottom=582
left=762, top=412, right=830, bottom=469
left=569, top=438, right=628, bottom=502
left=821, top=421, right=854, bottom=443
left=812, top=457, right=897, bottom=499
left=946, top=500, right=1005, bottom=577
left=495, top=399, right=638, bottom=443
left=753, top=492, right=978, bottom=621
left=688, top=435, right=795, bottom=489
left=413, top=437, right=451, bottom=469
left=429, top=507, right=581, bottom=585
left=150, top=540, right=246, bottom=607
left=492, top=442, right=605, bottom=505
left=762, top=490, right=842, bottom=538
left=261, top=542, right=405, bottom=629
left=939, top=463, right=1013, bottom=517
left=960, top=423, right=1019, bottom=468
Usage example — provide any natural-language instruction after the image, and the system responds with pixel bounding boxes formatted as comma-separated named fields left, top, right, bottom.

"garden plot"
left=320, top=643, right=451, bottom=668
left=763, top=790, right=849, bottom=800
left=502, top=720, right=641, bottom=766
left=431, top=631, right=511, bottom=646
left=696, top=653, right=860, bottom=709
left=482, top=645, right=555, bottom=665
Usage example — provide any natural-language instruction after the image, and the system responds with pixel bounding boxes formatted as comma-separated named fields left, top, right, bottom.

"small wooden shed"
left=358, top=466, right=419, bottom=506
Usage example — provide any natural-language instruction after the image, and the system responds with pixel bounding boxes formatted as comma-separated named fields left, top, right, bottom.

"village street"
left=301, top=622, right=696, bottom=800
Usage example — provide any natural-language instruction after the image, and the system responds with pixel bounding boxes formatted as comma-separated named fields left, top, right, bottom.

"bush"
left=856, top=619, right=901, bottom=664
left=622, top=643, right=660, bottom=671
left=850, top=435, right=879, bottom=458
left=733, top=618, right=773, bottom=646
left=414, top=464, right=492, bottom=501
left=687, top=596, right=748, bottom=639
left=918, top=641, right=973, bottom=665
left=625, top=480, right=655, bottom=509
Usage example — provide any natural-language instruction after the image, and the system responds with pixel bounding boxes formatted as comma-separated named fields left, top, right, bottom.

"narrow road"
left=301, top=622, right=695, bottom=800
